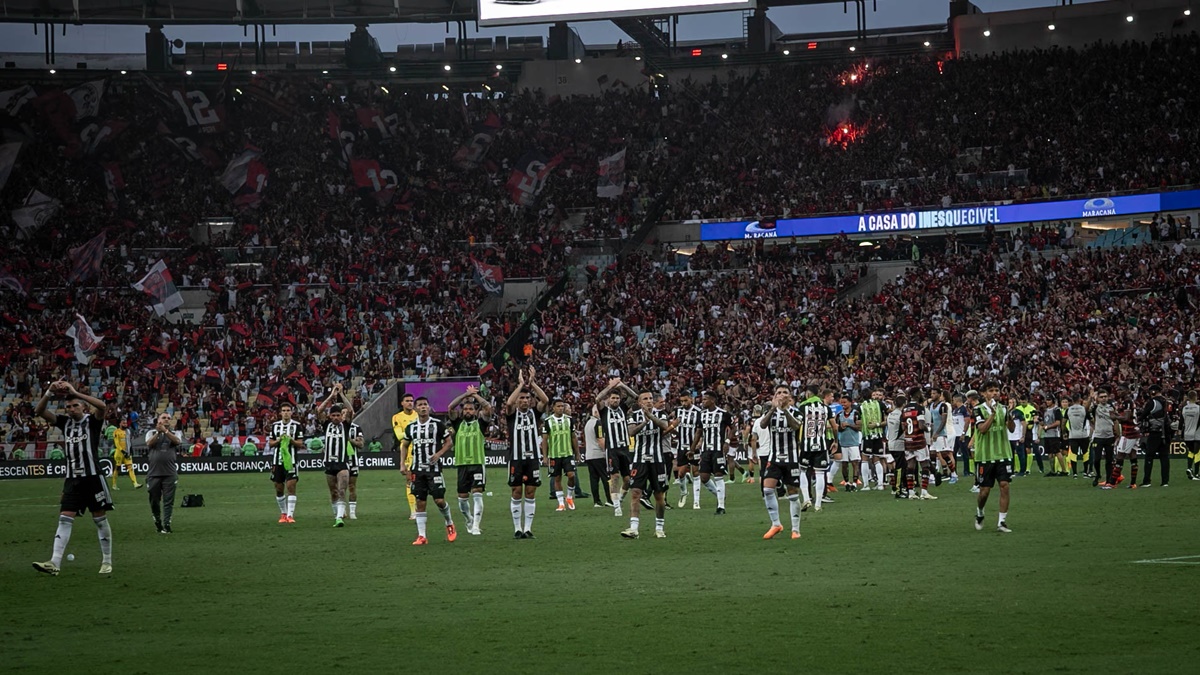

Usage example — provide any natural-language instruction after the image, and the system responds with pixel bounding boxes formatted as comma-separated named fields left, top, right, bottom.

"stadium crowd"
left=2, top=35, right=1200, bottom=455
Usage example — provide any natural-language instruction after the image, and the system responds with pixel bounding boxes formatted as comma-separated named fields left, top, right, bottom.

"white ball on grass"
left=66, top=554, right=75, bottom=561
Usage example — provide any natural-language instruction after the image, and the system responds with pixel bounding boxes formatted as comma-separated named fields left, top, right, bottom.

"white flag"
left=596, top=148, right=627, bottom=199
left=220, top=147, right=262, bottom=194
left=11, top=189, right=60, bottom=239
left=0, top=85, right=35, bottom=116
left=66, top=80, right=106, bottom=120
left=65, top=314, right=103, bottom=365
left=131, top=259, right=184, bottom=316
left=0, top=142, right=20, bottom=195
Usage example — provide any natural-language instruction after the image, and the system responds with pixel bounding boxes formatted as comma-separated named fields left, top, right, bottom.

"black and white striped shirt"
left=628, top=409, right=664, bottom=464
left=55, top=413, right=104, bottom=478
left=599, top=405, right=629, bottom=454
left=673, top=405, right=701, bottom=452
left=269, top=420, right=302, bottom=467
left=322, top=421, right=360, bottom=465
left=767, top=406, right=802, bottom=464
left=698, top=407, right=733, bottom=454
left=405, top=417, right=449, bottom=473
left=507, top=409, right=542, bottom=461
left=799, top=400, right=833, bottom=453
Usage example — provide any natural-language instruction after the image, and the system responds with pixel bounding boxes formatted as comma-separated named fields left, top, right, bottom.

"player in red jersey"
left=1106, top=389, right=1141, bottom=489
left=901, top=387, right=937, bottom=500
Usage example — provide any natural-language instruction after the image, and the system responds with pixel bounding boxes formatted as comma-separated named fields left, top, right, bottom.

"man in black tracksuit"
left=1139, top=384, right=1170, bottom=487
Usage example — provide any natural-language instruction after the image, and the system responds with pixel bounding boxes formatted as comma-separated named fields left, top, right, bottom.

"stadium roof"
left=0, top=0, right=855, bottom=25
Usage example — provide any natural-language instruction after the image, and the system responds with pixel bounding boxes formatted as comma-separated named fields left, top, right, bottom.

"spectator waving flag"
left=132, top=259, right=184, bottom=316
left=0, top=268, right=30, bottom=296
left=506, top=150, right=563, bottom=207
left=66, top=80, right=106, bottom=120
left=596, top=148, right=627, bottom=198
left=452, top=112, right=502, bottom=170
left=351, top=159, right=399, bottom=206
left=471, top=257, right=504, bottom=296
left=65, top=314, right=103, bottom=365
left=220, top=145, right=269, bottom=209
left=11, top=189, right=61, bottom=239
left=67, top=231, right=107, bottom=283
left=0, top=85, right=36, bottom=116
left=0, top=142, right=20, bottom=195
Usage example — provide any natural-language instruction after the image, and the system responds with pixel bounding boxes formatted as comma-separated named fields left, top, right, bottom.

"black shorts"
left=61, top=475, right=114, bottom=514
left=800, top=450, right=830, bottom=470
left=698, top=450, right=727, bottom=476
left=1067, top=438, right=1088, bottom=455
left=271, top=465, right=299, bottom=483
left=457, top=464, right=486, bottom=493
left=548, top=456, right=576, bottom=477
left=507, top=458, right=542, bottom=487
left=1043, top=437, right=1062, bottom=453
left=324, top=461, right=349, bottom=476
left=674, top=451, right=692, bottom=469
left=863, top=437, right=885, bottom=454
left=630, top=462, right=669, bottom=494
left=412, top=471, right=447, bottom=501
left=979, top=461, right=1014, bottom=488
left=763, top=461, right=802, bottom=488
left=349, top=458, right=360, bottom=478
left=609, top=450, right=632, bottom=478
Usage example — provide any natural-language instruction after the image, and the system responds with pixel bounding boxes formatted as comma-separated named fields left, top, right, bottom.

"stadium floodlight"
left=634, top=56, right=641, bottom=61
left=251, top=70, right=257, bottom=75
left=1186, top=9, right=1192, bottom=17
left=322, top=70, right=329, bottom=74
left=1048, top=24, right=1055, bottom=30
left=983, top=30, right=991, bottom=37
left=849, top=45, right=857, bottom=51
left=49, top=69, right=56, bottom=74
left=120, top=70, right=127, bottom=75
left=574, top=58, right=581, bottom=63
left=185, top=70, right=193, bottom=75
left=1126, top=15, right=1134, bottom=22
left=923, top=41, right=931, bottom=47
left=444, top=64, right=452, bottom=71
left=721, top=53, right=728, bottom=59
left=380, top=86, right=389, bottom=94
left=782, top=49, right=790, bottom=55
left=389, top=66, right=397, bottom=72
left=495, top=64, right=503, bottom=70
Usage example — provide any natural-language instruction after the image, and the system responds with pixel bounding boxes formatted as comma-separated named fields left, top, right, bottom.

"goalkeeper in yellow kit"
left=392, top=393, right=419, bottom=519
left=110, top=419, right=142, bottom=490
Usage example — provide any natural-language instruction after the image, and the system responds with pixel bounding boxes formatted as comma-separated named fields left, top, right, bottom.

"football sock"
left=905, top=473, right=915, bottom=493
left=798, top=476, right=811, bottom=503
left=336, top=500, right=346, bottom=519
left=677, top=477, right=687, bottom=496
left=458, top=497, right=471, bottom=524
left=827, top=460, right=840, bottom=483
left=998, top=511, right=1007, bottom=526
left=976, top=506, right=985, bottom=518
left=406, top=488, right=417, bottom=516
left=860, top=461, right=871, bottom=484
left=349, top=501, right=357, bottom=518
left=613, top=489, right=624, bottom=505
left=787, top=494, right=801, bottom=531
left=702, top=480, right=719, bottom=497
left=523, top=498, right=536, bottom=531
left=1130, top=461, right=1139, bottom=485
left=437, top=502, right=453, bottom=526
left=557, top=493, right=565, bottom=507
left=1110, top=462, right=1122, bottom=485
left=763, top=489, right=781, bottom=528
left=692, top=476, right=701, bottom=503
left=472, top=492, right=485, bottom=527
left=714, top=478, right=726, bottom=508
left=286, top=495, right=296, bottom=518
left=128, top=467, right=139, bottom=486
left=654, top=518, right=664, bottom=532
left=416, top=512, right=428, bottom=538
left=629, top=516, right=640, bottom=533
left=510, top=498, right=522, bottom=532
left=50, top=515, right=73, bottom=566
left=331, top=501, right=338, bottom=518
left=110, top=471, right=118, bottom=488
left=921, top=473, right=929, bottom=491
left=875, top=462, right=885, bottom=486
left=94, top=516, right=112, bottom=564
left=814, top=472, right=826, bottom=501
left=276, top=496, right=287, bottom=513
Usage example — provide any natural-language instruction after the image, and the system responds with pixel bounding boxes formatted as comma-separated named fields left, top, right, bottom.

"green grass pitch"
left=1, top=469, right=1196, bottom=674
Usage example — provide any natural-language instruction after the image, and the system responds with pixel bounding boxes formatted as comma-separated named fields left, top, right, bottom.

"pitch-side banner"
left=479, top=0, right=755, bottom=27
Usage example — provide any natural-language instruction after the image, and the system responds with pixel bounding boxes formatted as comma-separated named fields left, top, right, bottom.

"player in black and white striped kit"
left=759, top=385, right=805, bottom=539
left=671, top=392, right=702, bottom=508
left=402, top=397, right=456, bottom=545
left=506, top=367, right=549, bottom=539
left=620, top=392, right=671, bottom=539
left=268, top=402, right=303, bottom=524
left=317, top=383, right=363, bottom=528
left=694, top=391, right=735, bottom=514
left=596, top=377, right=638, bottom=516
left=32, top=380, right=114, bottom=576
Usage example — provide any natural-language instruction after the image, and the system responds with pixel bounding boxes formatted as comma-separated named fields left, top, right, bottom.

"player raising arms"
left=694, top=390, right=735, bottom=514
left=620, top=392, right=671, bottom=539
left=268, top=402, right=303, bottom=524
left=447, top=386, right=492, bottom=535
left=32, top=381, right=114, bottom=576
left=759, top=385, right=804, bottom=540
left=506, top=367, right=549, bottom=539
left=970, top=384, right=1015, bottom=532
left=403, top=397, right=456, bottom=545
left=543, top=399, right=581, bottom=512
left=316, top=383, right=363, bottom=528
left=595, top=377, right=638, bottom=516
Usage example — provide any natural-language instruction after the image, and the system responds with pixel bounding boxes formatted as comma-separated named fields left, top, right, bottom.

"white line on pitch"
left=1132, top=555, right=1200, bottom=564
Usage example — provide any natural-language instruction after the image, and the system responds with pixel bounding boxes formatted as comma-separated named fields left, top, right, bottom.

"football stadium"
left=1, top=0, right=1198, bottom=672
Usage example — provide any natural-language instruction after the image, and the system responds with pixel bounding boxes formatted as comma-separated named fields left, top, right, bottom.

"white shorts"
left=1116, top=437, right=1139, bottom=457
left=930, top=437, right=951, bottom=454
left=840, top=445, right=861, bottom=462
left=904, top=448, right=930, bottom=463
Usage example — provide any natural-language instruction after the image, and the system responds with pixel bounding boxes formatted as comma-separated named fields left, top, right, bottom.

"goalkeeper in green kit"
left=969, top=383, right=1016, bottom=533
left=269, top=403, right=304, bottom=523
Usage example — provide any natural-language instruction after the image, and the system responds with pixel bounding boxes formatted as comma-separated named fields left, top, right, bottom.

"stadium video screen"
left=403, top=380, right=481, bottom=413
left=479, top=0, right=756, bottom=27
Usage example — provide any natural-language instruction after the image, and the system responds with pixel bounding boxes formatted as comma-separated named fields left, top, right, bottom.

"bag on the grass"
left=181, top=494, right=205, bottom=507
